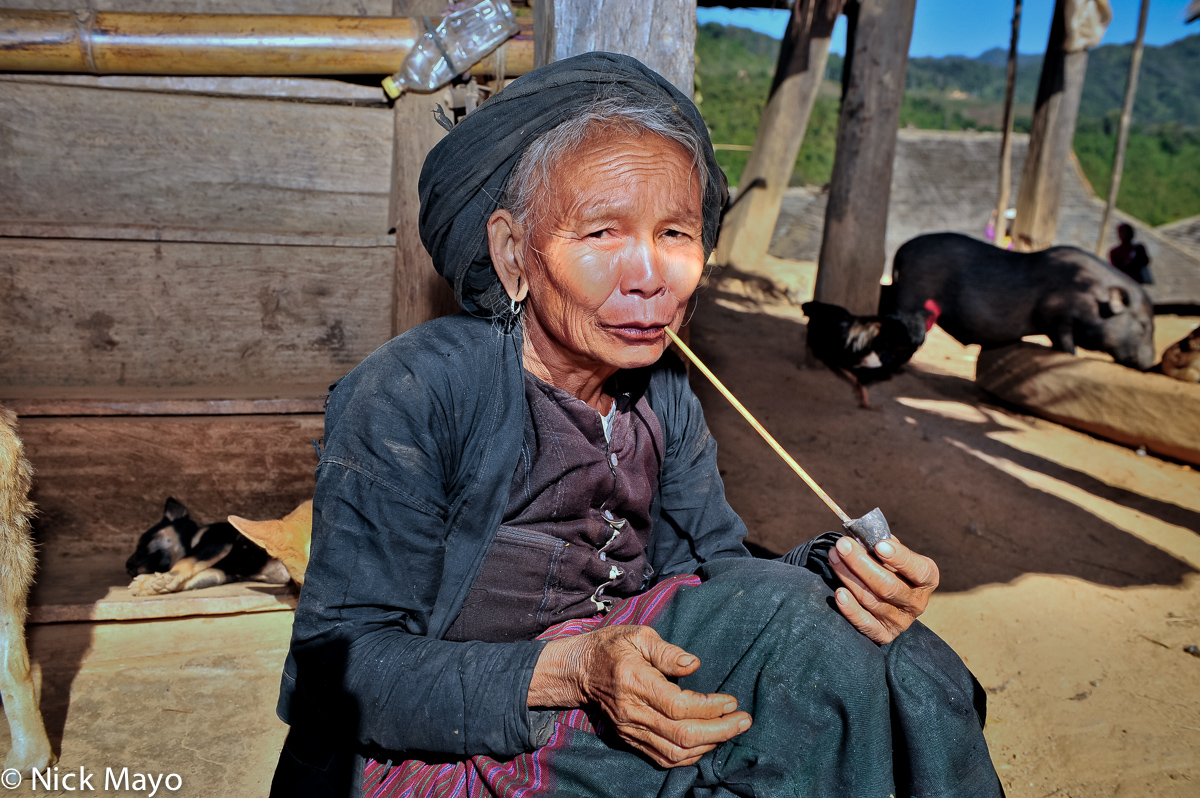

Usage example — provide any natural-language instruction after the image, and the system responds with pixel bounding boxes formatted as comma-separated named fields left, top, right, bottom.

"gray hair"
left=482, top=90, right=712, bottom=321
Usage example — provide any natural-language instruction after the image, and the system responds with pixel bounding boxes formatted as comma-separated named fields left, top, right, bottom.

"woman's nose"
left=619, top=237, right=667, bottom=298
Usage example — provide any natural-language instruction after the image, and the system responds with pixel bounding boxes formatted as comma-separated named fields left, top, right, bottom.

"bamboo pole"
left=1096, top=0, right=1151, bottom=255
left=665, top=328, right=852, bottom=525
left=993, top=0, right=1022, bottom=249
left=0, top=9, right=533, bottom=77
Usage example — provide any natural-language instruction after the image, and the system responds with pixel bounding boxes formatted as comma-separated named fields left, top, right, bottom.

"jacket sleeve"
left=646, top=353, right=752, bottom=579
left=284, top=342, right=545, bottom=760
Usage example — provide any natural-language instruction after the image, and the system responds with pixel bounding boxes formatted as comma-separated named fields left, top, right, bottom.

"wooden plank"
left=0, top=0, right=393, bottom=15
left=813, top=0, right=916, bottom=315
left=0, top=220, right=395, bottom=248
left=0, top=73, right=387, bottom=105
left=30, top=583, right=297, bottom=624
left=0, top=81, right=393, bottom=238
left=977, top=342, right=1200, bottom=467
left=17, top=413, right=322, bottom=552
left=389, top=83, right=458, bottom=335
left=0, top=238, right=394, bottom=389
left=1, top=390, right=327, bottom=417
left=714, top=0, right=840, bottom=271
left=537, top=0, right=697, bottom=94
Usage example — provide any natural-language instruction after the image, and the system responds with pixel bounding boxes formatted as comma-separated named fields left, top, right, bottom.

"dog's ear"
left=163, top=497, right=189, bottom=521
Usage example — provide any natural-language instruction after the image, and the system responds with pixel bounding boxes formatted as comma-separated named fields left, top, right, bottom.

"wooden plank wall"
left=0, top=0, right=454, bottom=567
left=0, top=239, right=394, bottom=388
left=0, top=0, right=427, bottom=394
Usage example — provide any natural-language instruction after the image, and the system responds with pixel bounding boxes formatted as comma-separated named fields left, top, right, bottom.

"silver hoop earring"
left=510, top=296, right=522, bottom=316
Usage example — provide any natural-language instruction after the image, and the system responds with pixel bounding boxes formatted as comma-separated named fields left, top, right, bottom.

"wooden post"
left=390, top=0, right=458, bottom=336
left=1012, top=0, right=1110, bottom=252
left=1096, top=0, right=1150, bottom=255
left=993, top=0, right=1023, bottom=249
left=532, top=0, right=697, bottom=94
left=714, top=0, right=844, bottom=271
left=813, top=0, right=916, bottom=316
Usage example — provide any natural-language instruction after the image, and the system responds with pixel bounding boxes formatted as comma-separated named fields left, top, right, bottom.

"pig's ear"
left=1099, top=286, right=1129, bottom=318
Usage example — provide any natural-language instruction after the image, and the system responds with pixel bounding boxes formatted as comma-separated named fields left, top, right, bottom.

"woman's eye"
left=586, top=229, right=609, bottom=239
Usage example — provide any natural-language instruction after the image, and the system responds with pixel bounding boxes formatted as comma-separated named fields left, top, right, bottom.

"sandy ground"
left=2, top=290, right=1197, bottom=797
left=693, top=280, right=1200, bottom=797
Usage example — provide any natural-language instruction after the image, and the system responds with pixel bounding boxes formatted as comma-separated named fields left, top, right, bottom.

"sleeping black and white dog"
left=126, top=498, right=290, bottom=595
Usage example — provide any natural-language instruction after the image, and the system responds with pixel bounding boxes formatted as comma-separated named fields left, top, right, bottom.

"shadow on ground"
left=689, top=297, right=1197, bottom=592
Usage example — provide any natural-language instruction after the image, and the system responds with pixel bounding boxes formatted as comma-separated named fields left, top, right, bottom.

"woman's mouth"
left=602, top=323, right=668, bottom=343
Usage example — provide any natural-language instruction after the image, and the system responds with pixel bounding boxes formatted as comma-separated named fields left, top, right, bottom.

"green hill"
left=694, top=22, right=840, bottom=189
left=695, top=23, right=1200, bottom=225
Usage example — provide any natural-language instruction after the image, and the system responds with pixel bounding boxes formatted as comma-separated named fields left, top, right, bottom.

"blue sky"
left=696, top=1, right=1198, bottom=58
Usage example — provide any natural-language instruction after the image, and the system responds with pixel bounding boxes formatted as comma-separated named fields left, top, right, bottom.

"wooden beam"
left=715, top=0, right=842, bottom=272
left=993, top=0, right=1022, bottom=249
left=1012, top=0, right=1110, bottom=252
left=0, top=238, right=394, bottom=390
left=813, top=0, right=916, bottom=315
left=1096, top=0, right=1150, bottom=254
left=533, top=0, right=697, bottom=94
left=0, top=81, right=394, bottom=240
left=390, top=0, right=459, bottom=335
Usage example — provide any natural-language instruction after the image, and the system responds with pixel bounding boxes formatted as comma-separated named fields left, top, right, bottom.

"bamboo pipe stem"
left=665, top=327, right=852, bottom=525
left=0, top=9, right=533, bottom=78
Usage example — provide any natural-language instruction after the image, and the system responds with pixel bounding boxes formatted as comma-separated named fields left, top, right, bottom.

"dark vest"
left=445, top=371, right=664, bottom=643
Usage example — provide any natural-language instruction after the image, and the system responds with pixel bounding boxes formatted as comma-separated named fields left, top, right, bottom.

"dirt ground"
left=3, top=291, right=1197, bottom=798
left=693, top=281, right=1200, bottom=798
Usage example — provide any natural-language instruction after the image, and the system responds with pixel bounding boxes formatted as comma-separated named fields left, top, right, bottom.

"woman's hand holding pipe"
left=528, top=626, right=752, bottom=768
left=828, top=534, right=940, bottom=644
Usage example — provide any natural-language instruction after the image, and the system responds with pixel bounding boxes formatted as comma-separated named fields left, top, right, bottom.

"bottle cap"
left=382, top=75, right=402, bottom=99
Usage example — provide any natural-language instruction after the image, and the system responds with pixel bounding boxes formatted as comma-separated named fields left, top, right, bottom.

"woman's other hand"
left=828, top=535, right=940, bottom=644
left=529, top=626, right=751, bottom=768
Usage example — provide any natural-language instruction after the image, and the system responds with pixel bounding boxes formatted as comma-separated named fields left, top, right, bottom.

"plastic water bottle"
left=383, top=0, right=518, bottom=99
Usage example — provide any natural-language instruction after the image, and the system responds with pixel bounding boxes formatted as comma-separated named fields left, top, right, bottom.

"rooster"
left=801, top=300, right=938, bottom=408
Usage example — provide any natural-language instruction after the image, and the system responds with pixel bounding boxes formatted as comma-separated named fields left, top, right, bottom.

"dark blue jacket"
left=277, top=313, right=752, bottom=766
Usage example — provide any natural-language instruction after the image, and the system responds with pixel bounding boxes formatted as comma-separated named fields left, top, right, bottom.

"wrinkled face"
left=517, top=131, right=706, bottom=372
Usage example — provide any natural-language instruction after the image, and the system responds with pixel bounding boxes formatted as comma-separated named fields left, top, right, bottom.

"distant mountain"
left=906, top=33, right=1200, bottom=127
left=974, top=48, right=1044, bottom=70
left=1082, top=34, right=1200, bottom=126
left=906, top=54, right=1041, bottom=104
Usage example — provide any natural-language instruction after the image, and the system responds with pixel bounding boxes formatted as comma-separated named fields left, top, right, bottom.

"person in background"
left=1109, top=222, right=1153, bottom=284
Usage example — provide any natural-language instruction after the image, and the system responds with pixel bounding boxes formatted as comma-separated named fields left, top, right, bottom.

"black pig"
left=889, top=232, right=1155, bottom=370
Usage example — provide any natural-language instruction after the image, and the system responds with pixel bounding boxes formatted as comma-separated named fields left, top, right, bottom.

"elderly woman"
left=272, top=53, right=1001, bottom=798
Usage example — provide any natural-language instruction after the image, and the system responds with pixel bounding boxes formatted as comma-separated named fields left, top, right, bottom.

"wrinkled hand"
left=531, top=626, right=751, bottom=768
left=828, top=534, right=939, bottom=644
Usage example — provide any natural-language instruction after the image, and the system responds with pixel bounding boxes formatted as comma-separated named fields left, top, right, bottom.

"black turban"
left=418, top=51, right=727, bottom=316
